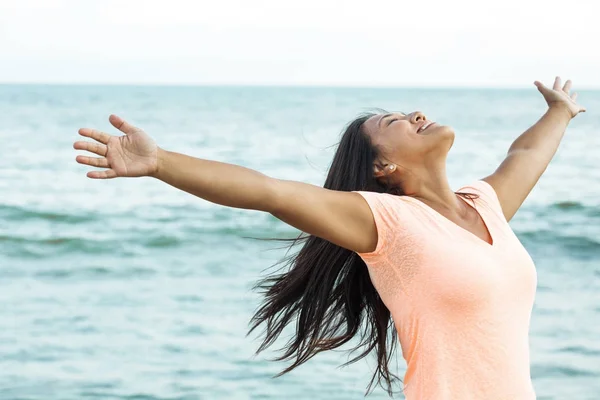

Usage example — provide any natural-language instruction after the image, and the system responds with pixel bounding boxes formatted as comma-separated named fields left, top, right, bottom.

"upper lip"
left=417, top=121, right=434, bottom=133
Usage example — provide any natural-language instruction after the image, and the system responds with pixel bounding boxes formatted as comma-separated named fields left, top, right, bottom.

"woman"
left=73, top=77, right=585, bottom=399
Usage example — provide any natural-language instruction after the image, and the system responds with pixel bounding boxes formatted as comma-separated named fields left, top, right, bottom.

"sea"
left=0, top=84, right=599, bottom=400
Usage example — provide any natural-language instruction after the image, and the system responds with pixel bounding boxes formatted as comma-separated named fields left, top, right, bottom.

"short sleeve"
left=352, top=191, right=404, bottom=265
left=458, top=180, right=507, bottom=222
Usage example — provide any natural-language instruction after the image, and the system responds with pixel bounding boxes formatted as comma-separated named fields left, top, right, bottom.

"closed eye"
left=387, top=112, right=407, bottom=126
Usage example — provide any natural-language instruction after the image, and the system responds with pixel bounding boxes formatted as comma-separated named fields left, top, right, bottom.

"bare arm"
left=74, top=115, right=379, bottom=254
left=153, top=149, right=377, bottom=253
left=482, top=77, right=586, bottom=222
left=483, top=107, right=570, bottom=221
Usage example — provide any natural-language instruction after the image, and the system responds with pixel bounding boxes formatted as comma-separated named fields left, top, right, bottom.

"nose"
left=410, top=111, right=427, bottom=123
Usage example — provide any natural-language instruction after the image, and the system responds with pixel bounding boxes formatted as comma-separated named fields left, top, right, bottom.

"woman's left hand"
left=534, top=76, right=586, bottom=119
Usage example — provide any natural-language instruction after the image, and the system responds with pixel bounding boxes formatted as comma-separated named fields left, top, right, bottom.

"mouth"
left=417, top=121, right=436, bottom=134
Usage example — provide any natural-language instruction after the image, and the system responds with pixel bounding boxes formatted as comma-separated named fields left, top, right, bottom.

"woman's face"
left=362, top=111, right=455, bottom=172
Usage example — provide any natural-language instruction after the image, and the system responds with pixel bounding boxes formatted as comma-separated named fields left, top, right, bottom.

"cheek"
left=399, top=142, right=426, bottom=160
left=388, top=135, right=424, bottom=161
left=376, top=126, right=420, bottom=157
left=397, top=130, right=421, bottom=148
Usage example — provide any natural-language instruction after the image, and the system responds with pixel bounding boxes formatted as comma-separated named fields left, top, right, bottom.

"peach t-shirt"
left=354, top=180, right=537, bottom=400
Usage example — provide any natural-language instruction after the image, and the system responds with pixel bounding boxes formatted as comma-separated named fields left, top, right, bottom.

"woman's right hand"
left=74, top=115, right=159, bottom=179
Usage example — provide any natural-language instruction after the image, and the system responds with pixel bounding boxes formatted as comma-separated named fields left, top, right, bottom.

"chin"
left=425, top=123, right=454, bottom=137
left=432, top=124, right=455, bottom=149
left=437, top=124, right=454, bottom=133
left=444, top=126, right=456, bottom=149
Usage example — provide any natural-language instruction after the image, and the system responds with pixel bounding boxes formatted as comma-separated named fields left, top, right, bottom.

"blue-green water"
left=1, top=85, right=599, bottom=400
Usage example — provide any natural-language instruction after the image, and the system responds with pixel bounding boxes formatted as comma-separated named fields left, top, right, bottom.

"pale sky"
left=1, top=0, right=599, bottom=87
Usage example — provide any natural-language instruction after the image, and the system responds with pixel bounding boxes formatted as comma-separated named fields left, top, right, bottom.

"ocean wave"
left=550, top=201, right=586, bottom=211
left=517, top=230, right=600, bottom=258
left=0, top=235, right=129, bottom=258
left=0, top=204, right=95, bottom=223
left=0, top=233, right=187, bottom=258
left=557, top=345, right=600, bottom=357
left=143, top=235, right=183, bottom=248
left=548, top=201, right=600, bottom=217
left=532, top=364, right=599, bottom=378
left=34, top=266, right=156, bottom=280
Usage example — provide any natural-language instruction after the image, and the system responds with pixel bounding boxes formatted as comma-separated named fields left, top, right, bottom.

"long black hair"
left=248, top=112, right=478, bottom=396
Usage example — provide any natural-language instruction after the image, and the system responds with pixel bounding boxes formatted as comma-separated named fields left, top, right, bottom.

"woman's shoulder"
left=351, top=190, right=411, bottom=217
left=351, top=190, right=417, bottom=263
left=458, top=179, right=497, bottom=201
left=457, top=179, right=505, bottom=219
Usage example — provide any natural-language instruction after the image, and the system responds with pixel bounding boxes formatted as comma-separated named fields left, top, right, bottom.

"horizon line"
left=2, top=82, right=600, bottom=90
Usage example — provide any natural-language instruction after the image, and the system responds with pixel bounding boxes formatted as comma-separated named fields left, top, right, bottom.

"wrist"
left=548, top=103, right=573, bottom=121
left=151, top=147, right=168, bottom=179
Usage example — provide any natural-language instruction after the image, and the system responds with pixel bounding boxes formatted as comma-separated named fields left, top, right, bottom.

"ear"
left=373, top=163, right=396, bottom=178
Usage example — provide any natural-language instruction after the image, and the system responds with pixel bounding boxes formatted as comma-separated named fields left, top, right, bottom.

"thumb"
left=534, top=81, right=549, bottom=94
left=109, top=114, right=138, bottom=135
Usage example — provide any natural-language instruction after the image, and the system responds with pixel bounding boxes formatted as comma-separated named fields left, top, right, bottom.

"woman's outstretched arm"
left=483, top=76, right=586, bottom=222
left=154, top=149, right=377, bottom=252
left=74, top=115, right=378, bottom=254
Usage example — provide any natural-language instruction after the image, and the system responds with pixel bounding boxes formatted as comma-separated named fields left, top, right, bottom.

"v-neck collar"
left=401, top=195, right=495, bottom=248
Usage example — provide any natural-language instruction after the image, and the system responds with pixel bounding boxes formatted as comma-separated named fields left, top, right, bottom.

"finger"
left=87, top=169, right=118, bottom=179
left=571, top=92, right=578, bottom=101
left=78, top=128, right=111, bottom=144
left=534, top=81, right=549, bottom=93
left=73, top=141, right=108, bottom=156
left=553, top=76, right=562, bottom=91
left=76, top=155, right=110, bottom=168
left=109, top=114, right=138, bottom=135
left=563, top=79, right=572, bottom=94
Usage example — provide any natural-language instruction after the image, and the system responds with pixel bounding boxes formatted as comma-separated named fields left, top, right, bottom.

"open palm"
left=534, top=76, right=586, bottom=118
left=73, top=115, right=158, bottom=179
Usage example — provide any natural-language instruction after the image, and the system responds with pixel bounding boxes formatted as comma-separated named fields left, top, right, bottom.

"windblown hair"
left=248, top=111, right=478, bottom=396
